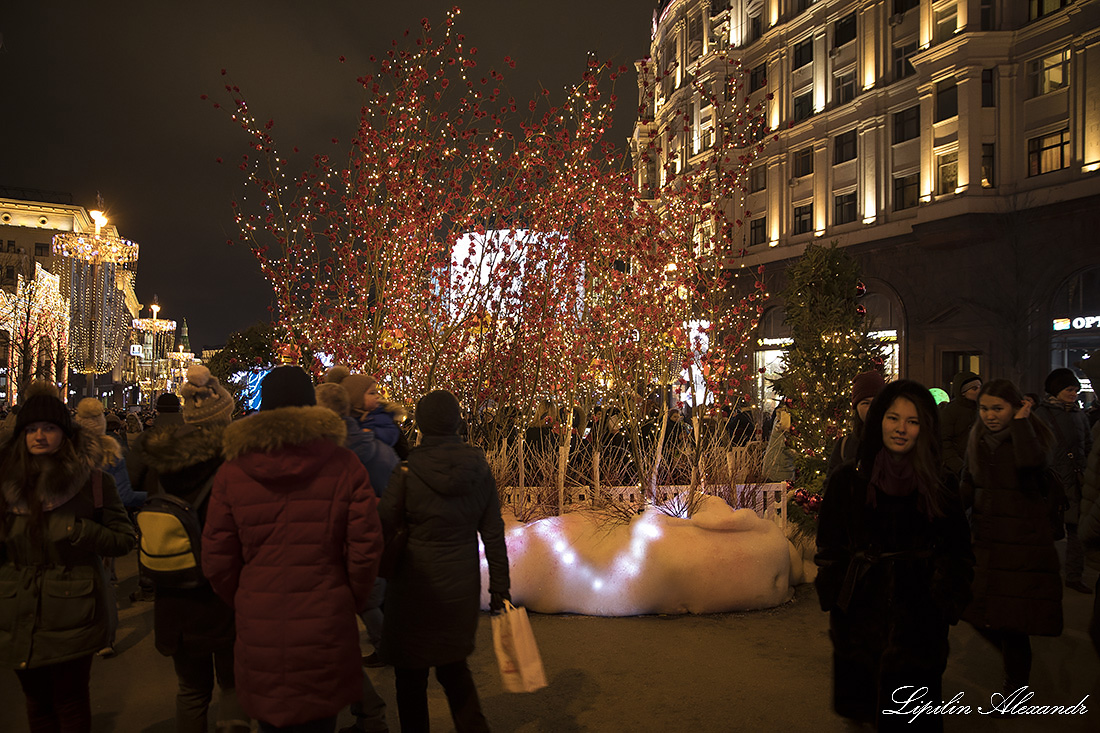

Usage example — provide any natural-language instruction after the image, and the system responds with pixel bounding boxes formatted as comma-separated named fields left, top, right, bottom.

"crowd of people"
left=0, top=364, right=509, bottom=733
left=815, top=365, right=1100, bottom=731
left=2, top=357, right=1098, bottom=732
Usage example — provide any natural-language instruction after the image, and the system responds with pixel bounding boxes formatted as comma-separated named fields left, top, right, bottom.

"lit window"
left=1028, top=130, right=1070, bottom=176
left=934, top=4, right=957, bottom=44
left=1029, top=0, right=1073, bottom=22
left=981, top=143, right=995, bottom=188
left=1028, top=50, right=1070, bottom=97
left=937, top=151, right=958, bottom=194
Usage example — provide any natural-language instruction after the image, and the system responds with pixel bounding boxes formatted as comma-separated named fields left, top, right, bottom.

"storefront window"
left=1051, top=266, right=1100, bottom=407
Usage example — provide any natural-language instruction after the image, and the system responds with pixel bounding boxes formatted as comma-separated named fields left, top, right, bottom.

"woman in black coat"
left=380, top=390, right=510, bottom=733
left=815, top=380, right=974, bottom=732
left=961, top=379, right=1062, bottom=696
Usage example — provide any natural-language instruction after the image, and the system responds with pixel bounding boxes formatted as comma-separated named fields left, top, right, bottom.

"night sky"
left=1, top=1, right=653, bottom=350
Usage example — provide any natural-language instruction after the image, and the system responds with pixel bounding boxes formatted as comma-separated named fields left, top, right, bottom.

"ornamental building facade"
left=633, top=0, right=1100, bottom=406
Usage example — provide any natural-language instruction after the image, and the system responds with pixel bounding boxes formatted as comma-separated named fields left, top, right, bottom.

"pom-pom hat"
left=75, top=398, right=107, bottom=435
left=180, top=364, right=235, bottom=425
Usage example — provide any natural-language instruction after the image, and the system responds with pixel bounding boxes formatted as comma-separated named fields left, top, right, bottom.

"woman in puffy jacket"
left=0, top=383, right=136, bottom=732
left=961, top=379, right=1063, bottom=697
left=202, top=366, right=384, bottom=733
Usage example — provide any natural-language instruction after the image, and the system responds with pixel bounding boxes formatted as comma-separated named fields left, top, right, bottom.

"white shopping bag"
left=491, top=601, right=548, bottom=693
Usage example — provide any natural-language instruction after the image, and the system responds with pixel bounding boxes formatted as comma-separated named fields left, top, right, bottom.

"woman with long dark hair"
left=961, top=378, right=1063, bottom=697
left=0, top=384, right=136, bottom=732
left=815, top=380, right=973, bottom=731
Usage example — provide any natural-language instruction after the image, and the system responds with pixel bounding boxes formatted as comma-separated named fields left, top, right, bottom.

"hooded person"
left=827, top=369, right=886, bottom=476
left=127, top=392, right=185, bottom=497
left=75, top=398, right=145, bottom=511
left=202, top=366, right=384, bottom=731
left=378, top=389, right=510, bottom=733
left=940, top=371, right=982, bottom=477
left=1035, top=367, right=1094, bottom=595
left=0, top=381, right=137, bottom=732
left=324, top=365, right=407, bottom=454
left=132, top=365, right=250, bottom=733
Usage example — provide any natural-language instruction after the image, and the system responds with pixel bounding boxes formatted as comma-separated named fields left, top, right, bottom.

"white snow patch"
left=480, top=495, right=793, bottom=615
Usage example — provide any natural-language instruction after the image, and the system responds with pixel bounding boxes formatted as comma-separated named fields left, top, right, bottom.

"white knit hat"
left=179, top=365, right=235, bottom=425
left=75, top=398, right=107, bottom=435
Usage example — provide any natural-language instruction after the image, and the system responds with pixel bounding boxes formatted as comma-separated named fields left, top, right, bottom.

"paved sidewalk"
left=1, top=552, right=1097, bottom=732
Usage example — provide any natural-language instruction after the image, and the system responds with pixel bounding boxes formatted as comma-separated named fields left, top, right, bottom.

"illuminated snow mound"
left=480, top=495, right=792, bottom=616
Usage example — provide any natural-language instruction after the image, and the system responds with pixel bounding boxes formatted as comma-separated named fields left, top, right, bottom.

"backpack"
left=135, top=476, right=215, bottom=589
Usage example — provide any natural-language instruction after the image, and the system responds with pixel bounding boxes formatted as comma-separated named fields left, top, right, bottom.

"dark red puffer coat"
left=202, top=406, right=383, bottom=727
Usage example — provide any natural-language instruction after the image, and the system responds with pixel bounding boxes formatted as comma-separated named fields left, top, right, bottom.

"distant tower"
left=179, top=319, right=192, bottom=354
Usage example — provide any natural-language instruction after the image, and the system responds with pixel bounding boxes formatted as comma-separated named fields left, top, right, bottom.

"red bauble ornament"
left=856, top=304, right=867, bottom=318
left=872, top=355, right=885, bottom=367
left=855, top=280, right=866, bottom=297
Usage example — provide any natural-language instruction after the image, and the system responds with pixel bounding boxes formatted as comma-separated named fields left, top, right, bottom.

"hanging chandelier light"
left=53, top=209, right=141, bottom=374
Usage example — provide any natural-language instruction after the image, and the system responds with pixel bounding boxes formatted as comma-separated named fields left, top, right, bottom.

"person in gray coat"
left=379, top=390, right=510, bottom=733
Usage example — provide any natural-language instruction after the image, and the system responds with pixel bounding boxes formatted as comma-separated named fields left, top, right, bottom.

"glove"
left=490, top=591, right=510, bottom=613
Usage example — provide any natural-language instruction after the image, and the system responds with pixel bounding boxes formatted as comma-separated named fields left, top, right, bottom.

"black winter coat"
left=379, top=435, right=509, bottom=669
left=133, top=423, right=236, bottom=657
left=815, top=459, right=973, bottom=731
left=960, top=419, right=1063, bottom=636
left=1036, top=398, right=1092, bottom=524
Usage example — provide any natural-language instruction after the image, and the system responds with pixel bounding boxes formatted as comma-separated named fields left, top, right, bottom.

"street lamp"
left=132, top=296, right=176, bottom=404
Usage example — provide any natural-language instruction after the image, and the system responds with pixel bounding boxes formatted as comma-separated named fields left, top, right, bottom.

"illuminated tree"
left=771, top=243, right=884, bottom=497
left=215, top=7, right=772, bottom=516
left=0, top=264, right=70, bottom=398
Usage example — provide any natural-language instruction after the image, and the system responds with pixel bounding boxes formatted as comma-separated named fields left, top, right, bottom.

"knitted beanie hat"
left=105, top=413, right=124, bottom=431
left=850, top=370, right=886, bottom=408
left=416, top=389, right=462, bottom=436
left=75, top=398, right=107, bottom=435
left=156, top=393, right=181, bottom=413
left=323, top=364, right=377, bottom=413
left=260, top=366, right=316, bottom=411
left=315, top=382, right=351, bottom=417
left=1044, top=367, right=1080, bottom=397
left=180, top=364, right=235, bottom=425
left=16, top=382, right=73, bottom=437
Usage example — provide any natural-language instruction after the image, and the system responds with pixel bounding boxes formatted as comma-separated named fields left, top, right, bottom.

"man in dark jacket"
left=380, top=390, right=510, bottom=733
left=939, top=371, right=981, bottom=477
left=1036, top=368, right=1094, bottom=594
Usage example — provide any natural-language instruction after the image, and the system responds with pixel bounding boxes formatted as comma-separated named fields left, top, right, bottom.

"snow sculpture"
left=480, top=495, right=792, bottom=616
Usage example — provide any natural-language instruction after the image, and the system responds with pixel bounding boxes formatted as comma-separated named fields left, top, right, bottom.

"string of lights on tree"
left=211, top=6, right=779, bottom=502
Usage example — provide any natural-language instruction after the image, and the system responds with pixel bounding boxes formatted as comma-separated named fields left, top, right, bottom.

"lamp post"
left=131, top=297, right=176, bottom=405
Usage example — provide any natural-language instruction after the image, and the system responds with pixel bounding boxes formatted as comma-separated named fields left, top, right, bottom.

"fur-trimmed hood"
left=1, top=426, right=99, bottom=513
left=133, top=423, right=226, bottom=474
left=223, top=405, right=346, bottom=463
